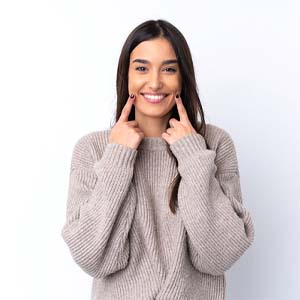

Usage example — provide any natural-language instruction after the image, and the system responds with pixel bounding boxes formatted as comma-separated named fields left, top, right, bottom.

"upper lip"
left=141, top=92, right=168, bottom=96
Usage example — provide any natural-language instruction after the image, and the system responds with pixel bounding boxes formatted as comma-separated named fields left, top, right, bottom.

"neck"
left=135, top=110, right=172, bottom=138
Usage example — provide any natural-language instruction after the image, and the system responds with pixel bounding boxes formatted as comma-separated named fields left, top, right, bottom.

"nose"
left=148, top=71, right=163, bottom=90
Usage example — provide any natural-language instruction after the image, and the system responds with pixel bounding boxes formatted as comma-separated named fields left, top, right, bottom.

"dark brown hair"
left=111, top=19, right=208, bottom=214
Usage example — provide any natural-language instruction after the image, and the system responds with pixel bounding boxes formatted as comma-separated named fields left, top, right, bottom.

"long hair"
left=111, top=19, right=209, bottom=214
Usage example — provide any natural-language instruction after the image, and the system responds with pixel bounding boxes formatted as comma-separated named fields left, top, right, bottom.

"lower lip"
left=142, top=94, right=167, bottom=104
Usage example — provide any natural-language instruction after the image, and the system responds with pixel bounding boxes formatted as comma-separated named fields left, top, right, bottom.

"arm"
left=61, top=134, right=137, bottom=278
left=170, top=130, right=255, bottom=276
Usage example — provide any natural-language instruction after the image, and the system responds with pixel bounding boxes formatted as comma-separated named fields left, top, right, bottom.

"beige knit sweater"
left=61, top=123, right=255, bottom=300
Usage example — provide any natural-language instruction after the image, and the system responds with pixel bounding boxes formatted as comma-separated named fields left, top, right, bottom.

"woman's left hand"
left=161, top=94, right=197, bottom=145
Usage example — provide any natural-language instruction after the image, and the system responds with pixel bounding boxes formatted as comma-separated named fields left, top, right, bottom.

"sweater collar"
left=105, top=129, right=169, bottom=151
left=138, top=136, right=169, bottom=151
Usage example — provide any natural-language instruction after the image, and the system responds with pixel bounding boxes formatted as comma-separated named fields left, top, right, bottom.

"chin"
left=136, top=107, right=173, bottom=118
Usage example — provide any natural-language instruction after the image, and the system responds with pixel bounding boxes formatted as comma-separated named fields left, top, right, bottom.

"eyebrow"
left=132, top=58, right=178, bottom=65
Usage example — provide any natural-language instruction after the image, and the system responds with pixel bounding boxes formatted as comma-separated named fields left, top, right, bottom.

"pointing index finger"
left=119, top=95, right=135, bottom=122
left=176, top=94, right=188, bottom=123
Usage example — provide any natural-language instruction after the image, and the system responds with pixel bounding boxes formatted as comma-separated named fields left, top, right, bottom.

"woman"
left=61, top=19, right=255, bottom=300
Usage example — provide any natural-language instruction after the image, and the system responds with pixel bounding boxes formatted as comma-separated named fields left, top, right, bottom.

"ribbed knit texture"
left=61, top=123, right=255, bottom=300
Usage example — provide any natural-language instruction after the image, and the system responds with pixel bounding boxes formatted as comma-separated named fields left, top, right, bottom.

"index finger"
left=118, top=95, right=135, bottom=122
left=176, top=95, right=189, bottom=123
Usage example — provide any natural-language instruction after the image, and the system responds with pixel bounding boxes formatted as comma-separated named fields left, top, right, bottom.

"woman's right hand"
left=108, top=94, right=144, bottom=150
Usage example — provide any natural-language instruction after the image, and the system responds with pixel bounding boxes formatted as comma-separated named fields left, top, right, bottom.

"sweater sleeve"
left=169, top=131, right=255, bottom=276
left=61, top=134, right=138, bottom=278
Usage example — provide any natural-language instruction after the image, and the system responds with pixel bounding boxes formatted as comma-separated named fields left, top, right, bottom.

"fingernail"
left=130, top=93, right=135, bottom=99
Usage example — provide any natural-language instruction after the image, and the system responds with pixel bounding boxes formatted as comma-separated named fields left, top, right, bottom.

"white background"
left=1, top=0, right=299, bottom=299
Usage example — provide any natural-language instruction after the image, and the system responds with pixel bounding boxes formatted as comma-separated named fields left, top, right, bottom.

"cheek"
left=128, top=74, right=145, bottom=92
left=166, top=76, right=181, bottom=91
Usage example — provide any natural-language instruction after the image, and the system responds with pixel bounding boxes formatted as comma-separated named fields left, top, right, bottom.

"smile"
left=141, top=93, right=168, bottom=103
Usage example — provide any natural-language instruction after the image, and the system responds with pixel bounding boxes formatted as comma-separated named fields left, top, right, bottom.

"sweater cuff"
left=169, top=133, right=207, bottom=164
left=93, top=142, right=137, bottom=172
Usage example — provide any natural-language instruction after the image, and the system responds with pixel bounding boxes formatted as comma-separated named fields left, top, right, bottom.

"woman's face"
left=128, top=38, right=182, bottom=119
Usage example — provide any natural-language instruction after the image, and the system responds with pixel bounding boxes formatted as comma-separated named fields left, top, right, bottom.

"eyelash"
left=135, top=66, right=177, bottom=73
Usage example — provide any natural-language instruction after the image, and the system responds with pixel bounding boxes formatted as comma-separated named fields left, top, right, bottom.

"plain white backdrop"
left=1, top=0, right=299, bottom=299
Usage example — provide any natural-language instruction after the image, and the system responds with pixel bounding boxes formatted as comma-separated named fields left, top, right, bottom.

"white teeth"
left=143, top=94, right=166, bottom=100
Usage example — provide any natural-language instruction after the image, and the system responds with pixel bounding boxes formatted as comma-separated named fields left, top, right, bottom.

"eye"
left=135, top=66, right=147, bottom=72
left=164, top=67, right=177, bottom=73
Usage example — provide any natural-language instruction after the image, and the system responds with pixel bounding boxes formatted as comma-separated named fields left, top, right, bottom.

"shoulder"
left=73, top=129, right=110, bottom=152
left=70, top=129, right=111, bottom=169
left=205, top=123, right=239, bottom=174
left=205, top=123, right=233, bottom=146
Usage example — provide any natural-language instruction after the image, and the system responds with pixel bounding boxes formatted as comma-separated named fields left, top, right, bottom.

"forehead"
left=130, top=38, right=177, bottom=61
